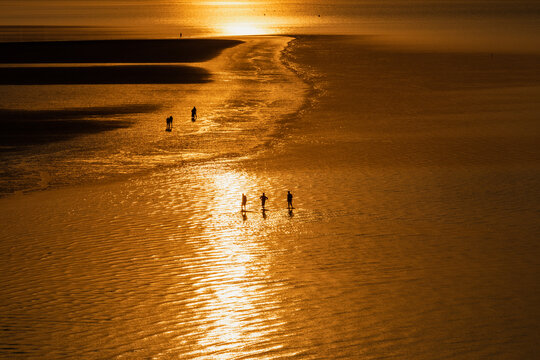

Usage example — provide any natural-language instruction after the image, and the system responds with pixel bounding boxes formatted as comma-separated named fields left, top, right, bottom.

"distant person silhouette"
left=166, top=116, right=172, bottom=131
left=260, top=192, right=268, bottom=210
left=241, top=193, right=247, bottom=211
left=287, top=191, right=293, bottom=209
left=191, top=106, right=197, bottom=121
left=169, top=115, right=173, bottom=130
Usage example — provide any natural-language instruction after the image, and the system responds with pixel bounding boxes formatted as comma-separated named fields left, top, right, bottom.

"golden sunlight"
left=223, top=22, right=266, bottom=36
left=201, top=1, right=251, bottom=5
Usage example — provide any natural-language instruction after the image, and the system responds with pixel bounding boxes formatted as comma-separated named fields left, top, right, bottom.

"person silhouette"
left=260, top=192, right=268, bottom=210
left=166, top=116, right=174, bottom=131
left=287, top=191, right=293, bottom=209
left=241, top=193, right=247, bottom=211
left=191, top=106, right=197, bottom=121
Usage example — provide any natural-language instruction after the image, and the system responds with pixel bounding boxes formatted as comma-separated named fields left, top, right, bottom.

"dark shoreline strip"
left=0, top=65, right=211, bottom=85
left=0, top=39, right=243, bottom=63
left=0, top=105, right=160, bottom=149
left=0, top=105, right=161, bottom=120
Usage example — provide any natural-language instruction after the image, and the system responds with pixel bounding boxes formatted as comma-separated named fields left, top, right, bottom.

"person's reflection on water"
left=262, top=208, right=267, bottom=220
left=288, top=209, right=294, bottom=218
left=242, top=211, right=247, bottom=222
left=241, top=193, right=247, bottom=211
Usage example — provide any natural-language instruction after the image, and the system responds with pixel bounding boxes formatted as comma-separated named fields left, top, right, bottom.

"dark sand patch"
left=0, top=65, right=211, bottom=85
left=0, top=105, right=160, bottom=149
left=0, top=39, right=243, bottom=63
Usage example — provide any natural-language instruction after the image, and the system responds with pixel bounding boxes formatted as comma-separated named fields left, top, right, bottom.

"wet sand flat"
left=0, top=36, right=302, bottom=194
left=0, top=39, right=243, bottom=149
left=1, top=35, right=540, bottom=359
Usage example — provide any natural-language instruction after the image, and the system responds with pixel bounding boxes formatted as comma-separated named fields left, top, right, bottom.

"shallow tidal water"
left=1, top=35, right=540, bottom=359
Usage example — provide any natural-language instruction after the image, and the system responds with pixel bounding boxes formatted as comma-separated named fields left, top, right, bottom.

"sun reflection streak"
left=180, top=166, right=285, bottom=357
left=193, top=232, right=260, bottom=355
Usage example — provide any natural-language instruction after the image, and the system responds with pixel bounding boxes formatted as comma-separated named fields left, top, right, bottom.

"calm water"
left=2, top=2, right=540, bottom=359
left=1, top=0, right=539, bottom=51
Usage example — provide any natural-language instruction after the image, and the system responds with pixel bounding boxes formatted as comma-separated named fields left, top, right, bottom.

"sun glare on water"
left=223, top=22, right=266, bottom=36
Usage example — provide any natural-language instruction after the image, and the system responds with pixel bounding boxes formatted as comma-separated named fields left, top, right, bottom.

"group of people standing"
left=165, top=107, right=197, bottom=131
left=241, top=191, right=294, bottom=211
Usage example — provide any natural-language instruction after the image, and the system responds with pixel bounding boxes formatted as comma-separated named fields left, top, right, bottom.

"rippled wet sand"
left=2, top=159, right=540, bottom=359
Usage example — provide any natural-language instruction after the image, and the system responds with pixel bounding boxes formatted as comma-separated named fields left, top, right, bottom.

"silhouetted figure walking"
left=260, top=192, right=268, bottom=210
left=287, top=191, right=293, bottom=209
left=241, top=193, right=247, bottom=211
left=191, top=106, right=197, bottom=121
left=166, top=116, right=173, bottom=131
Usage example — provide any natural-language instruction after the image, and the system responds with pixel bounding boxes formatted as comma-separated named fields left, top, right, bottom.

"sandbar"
left=0, top=65, right=211, bottom=85
left=0, top=39, right=243, bottom=63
